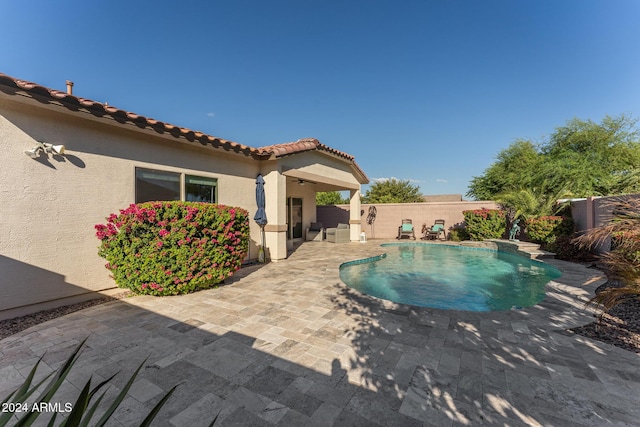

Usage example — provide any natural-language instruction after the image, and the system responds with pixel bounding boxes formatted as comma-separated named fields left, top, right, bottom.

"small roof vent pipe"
left=65, top=80, right=74, bottom=95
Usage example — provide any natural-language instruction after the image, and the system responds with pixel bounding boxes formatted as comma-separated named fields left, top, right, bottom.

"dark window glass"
left=185, top=175, right=217, bottom=203
left=288, top=197, right=303, bottom=239
left=135, top=168, right=180, bottom=203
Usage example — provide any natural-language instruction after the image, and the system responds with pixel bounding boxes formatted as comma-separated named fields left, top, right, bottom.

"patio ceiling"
left=283, top=169, right=360, bottom=192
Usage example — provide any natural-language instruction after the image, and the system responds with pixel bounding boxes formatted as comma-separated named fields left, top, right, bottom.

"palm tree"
left=574, top=197, right=640, bottom=315
left=495, top=186, right=571, bottom=221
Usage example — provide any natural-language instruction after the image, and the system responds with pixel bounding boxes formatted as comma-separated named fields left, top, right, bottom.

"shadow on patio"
left=1, top=242, right=639, bottom=426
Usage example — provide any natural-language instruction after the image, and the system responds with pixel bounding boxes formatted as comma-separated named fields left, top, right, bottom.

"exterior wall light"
left=24, top=142, right=66, bottom=158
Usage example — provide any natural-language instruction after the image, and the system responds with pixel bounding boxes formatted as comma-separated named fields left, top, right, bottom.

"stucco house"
left=0, top=73, right=368, bottom=320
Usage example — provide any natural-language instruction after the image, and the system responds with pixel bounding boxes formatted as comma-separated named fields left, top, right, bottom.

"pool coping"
left=334, top=240, right=607, bottom=324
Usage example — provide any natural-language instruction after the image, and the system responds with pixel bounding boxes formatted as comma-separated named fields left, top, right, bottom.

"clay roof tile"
left=0, top=72, right=367, bottom=181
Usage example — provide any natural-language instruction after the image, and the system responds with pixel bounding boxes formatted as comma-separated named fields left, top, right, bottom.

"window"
left=135, top=168, right=180, bottom=203
left=185, top=175, right=217, bottom=203
left=135, top=168, right=218, bottom=204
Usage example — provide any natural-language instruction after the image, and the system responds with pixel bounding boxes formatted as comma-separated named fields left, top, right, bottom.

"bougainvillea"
left=96, top=201, right=249, bottom=296
left=462, top=209, right=506, bottom=241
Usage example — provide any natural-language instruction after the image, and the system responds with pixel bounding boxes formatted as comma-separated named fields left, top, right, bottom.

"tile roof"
left=0, top=72, right=367, bottom=181
left=258, top=138, right=355, bottom=161
left=0, top=73, right=259, bottom=157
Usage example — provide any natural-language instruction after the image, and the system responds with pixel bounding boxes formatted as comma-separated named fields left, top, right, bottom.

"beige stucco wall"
left=0, top=96, right=263, bottom=319
left=280, top=151, right=362, bottom=190
left=570, top=194, right=640, bottom=253
left=1, top=93, right=367, bottom=318
left=318, top=201, right=499, bottom=240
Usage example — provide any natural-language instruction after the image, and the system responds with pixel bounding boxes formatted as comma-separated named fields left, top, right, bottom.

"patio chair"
left=305, top=222, right=325, bottom=241
left=422, top=220, right=446, bottom=240
left=326, top=223, right=350, bottom=243
left=397, top=219, right=416, bottom=240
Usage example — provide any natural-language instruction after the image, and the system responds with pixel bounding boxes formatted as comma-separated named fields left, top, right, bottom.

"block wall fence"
left=570, top=194, right=640, bottom=232
left=319, top=193, right=640, bottom=241
left=317, top=201, right=499, bottom=240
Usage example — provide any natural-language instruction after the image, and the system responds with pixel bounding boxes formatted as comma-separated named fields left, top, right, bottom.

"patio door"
left=287, top=197, right=303, bottom=240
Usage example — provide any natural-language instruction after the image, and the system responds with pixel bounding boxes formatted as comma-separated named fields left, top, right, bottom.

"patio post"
left=349, top=188, right=362, bottom=242
left=262, top=169, right=288, bottom=260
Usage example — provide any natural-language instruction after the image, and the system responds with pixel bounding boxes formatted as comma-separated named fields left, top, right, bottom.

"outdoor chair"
left=422, top=220, right=446, bottom=240
left=305, top=222, right=325, bottom=241
left=326, top=223, right=350, bottom=243
left=397, top=219, right=416, bottom=240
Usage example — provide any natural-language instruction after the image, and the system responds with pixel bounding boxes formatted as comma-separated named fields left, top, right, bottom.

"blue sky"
left=3, top=0, right=639, bottom=197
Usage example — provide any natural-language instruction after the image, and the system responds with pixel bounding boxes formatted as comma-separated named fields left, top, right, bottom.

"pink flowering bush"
left=96, top=201, right=249, bottom=296
left=462, top=209, right=506, bottom=241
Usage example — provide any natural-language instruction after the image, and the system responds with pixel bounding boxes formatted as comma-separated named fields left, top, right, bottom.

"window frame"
left=135, top=167, right=218, bottom=204
left=185, top=174, right=218, bottom=203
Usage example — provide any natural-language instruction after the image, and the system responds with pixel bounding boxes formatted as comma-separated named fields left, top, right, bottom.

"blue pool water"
left=339, top=243, right=562, bottom=312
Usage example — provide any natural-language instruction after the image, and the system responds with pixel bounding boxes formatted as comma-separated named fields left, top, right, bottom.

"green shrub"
left=462, top=209, right=506, bottom=241
left=96, top=201, right=249, bottom=296
left=448, top=227, right=470, bottom=242
left=525, top=215, right=574, bottom=246
left=611, top=230, right=640, bottom=269
left=548, top=235, right=595, bottom=261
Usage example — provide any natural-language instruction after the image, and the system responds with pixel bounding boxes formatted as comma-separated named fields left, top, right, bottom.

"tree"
left=362, top=179, right=423, bottom=203
left=316, top=191, right=348, bottom=205
left=467, top=115, right=640, bottom=200
left=468, top=140, right=543, bottom=200
left=495, top=186, right=571, bottom=222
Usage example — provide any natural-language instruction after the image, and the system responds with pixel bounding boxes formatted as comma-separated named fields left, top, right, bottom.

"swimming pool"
left=339, top=243, right=562, bottom=311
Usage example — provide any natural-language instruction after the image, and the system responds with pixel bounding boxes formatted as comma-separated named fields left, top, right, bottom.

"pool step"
left=461, top=239, right=557, bottom=260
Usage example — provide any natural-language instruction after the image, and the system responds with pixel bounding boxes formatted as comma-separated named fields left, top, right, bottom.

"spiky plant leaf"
left=45, top=412, right=57, bottom=427
left=0, top=354, right=54, bottom=427
left=139, top=384, right=179, bottom=427
left=78, top=390, right=108, bottom=427
left=58, top=377, right=94, bottom=427
left=1, top=339, right=176, bottom=427
left=93, top=358, right=148, bottom=427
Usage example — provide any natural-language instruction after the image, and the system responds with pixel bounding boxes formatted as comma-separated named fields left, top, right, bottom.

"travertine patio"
left=1, top=241, right=639, bottom=426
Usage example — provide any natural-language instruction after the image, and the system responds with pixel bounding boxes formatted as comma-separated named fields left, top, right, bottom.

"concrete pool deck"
left=1, top=240, right=639, bottom=426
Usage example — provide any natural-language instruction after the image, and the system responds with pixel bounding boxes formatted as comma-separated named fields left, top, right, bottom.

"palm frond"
left=577, top=196, right=640, bottom=316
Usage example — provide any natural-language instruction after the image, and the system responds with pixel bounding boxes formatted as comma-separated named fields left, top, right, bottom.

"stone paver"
left=1, top=240, right=639, bottom=426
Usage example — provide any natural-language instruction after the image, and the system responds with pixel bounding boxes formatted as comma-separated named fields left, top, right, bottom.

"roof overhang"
left=282, top=168, right=360, bottom=191
left=0, top=72, right=369, bottom=183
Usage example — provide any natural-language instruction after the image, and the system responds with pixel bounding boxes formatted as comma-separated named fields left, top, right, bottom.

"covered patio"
left=257, top=139, right=369, bottom=261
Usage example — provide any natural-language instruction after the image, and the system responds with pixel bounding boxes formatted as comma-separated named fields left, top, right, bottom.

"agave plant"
left=574, top=197, right=640, bottom=316
left=0, top=338, right=177, bottom=427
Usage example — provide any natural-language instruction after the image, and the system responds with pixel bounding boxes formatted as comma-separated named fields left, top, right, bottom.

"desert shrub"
left=96, top=201, right=249, bottom=296
left=448, top=227, right=470, bottom=241
left=525, top=215, right=574, bottom=246
left=548, top=235, right=595, bottom=261
left=609, top=230, right=640, bottom=274
left=574, top=197, right=640, bottom=315
left=463, top=209, right=506, bottom=241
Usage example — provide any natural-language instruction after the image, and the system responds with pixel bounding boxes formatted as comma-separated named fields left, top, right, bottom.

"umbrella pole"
left=258, top=225, right=266, bottom=263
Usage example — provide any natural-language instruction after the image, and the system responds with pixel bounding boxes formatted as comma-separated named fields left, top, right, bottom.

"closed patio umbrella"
left=254, top=174, right=267, bottom=262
